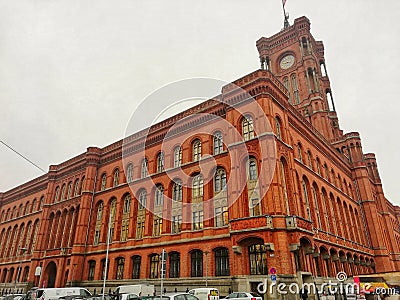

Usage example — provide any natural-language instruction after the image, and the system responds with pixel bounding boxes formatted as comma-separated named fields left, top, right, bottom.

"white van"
left=188, top=288, right=219, bottom=300
left=34, top=288, right=91, bottom=300
left=115, top=285, right=154, bottom=297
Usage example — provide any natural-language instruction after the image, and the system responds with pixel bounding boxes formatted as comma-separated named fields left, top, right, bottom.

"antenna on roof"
left=281, top=0, right=290, bottom=29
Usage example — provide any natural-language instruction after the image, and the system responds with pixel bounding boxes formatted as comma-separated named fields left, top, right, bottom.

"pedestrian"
left=174, top=288, right=177, bottom=293
left=301, top=287, right=308, bottom=300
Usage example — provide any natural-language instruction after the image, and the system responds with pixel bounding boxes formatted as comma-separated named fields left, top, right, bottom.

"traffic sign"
left=270, top=274, right=277, bottom=282
left=269, top=267, right=277, bottom=275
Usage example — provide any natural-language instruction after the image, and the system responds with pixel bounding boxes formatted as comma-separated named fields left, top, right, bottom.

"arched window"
left=39, top=196, right=44, bottom=209
left=280, top=158, right=290, bottom=215
left=138, top=190, right=146, bottom=210
left=54, top=186, right=60, bottom=203
left=123, top=194, right=131, bottom=214
left=192, top=139, right=202, bottom=162
left=116, top=257, right=125, bottom=280
left=307, top=151, right=313, bottom=170
left=174, top=146, right=182, bottom=167
left=311, top=184, right=322, bottom=229
left=141, top=158, right=148, bottom=178
left=113, top=169, right=120, bottom=187
left=101, top=173, right=107, bottom=191
left=126, top=163, right=133, bottom=183
left=249, top=244, right=268, bottom=275
left=157, top=152, right=164, bottom=173
left=67, top=182, right=72, bottom=199
left=97, top=202, right=103, bottom=221
left=24, top=203, right=30, bottom=215
left=169, top=252, right=180, bottom=278
left=80, top=176, right=85, bottom=194
left=283, top=77, right=291, bottom=103
left=302, top=178, right=312, bottom=221
left=323, top=163, right=329, bottom=181
left=121, top=197, right=131, bottom=240
left=242, top=115, right=254, bottom=141
left=214, top=167, right=228, bottom=228
left=109, top=199, right=117, bottom=243
left=275, top=117, right=282, bottom=140
left=215, top=248, right=230, bottom=276
left=18, top=204, right=23, bottom=217
left=331, top=169, right=336, bottom=186
left=297, top=143, right=303, bottom=163
left=155, top=185, right=164, bottom=207
left=213, top=131, right=223, bottom=155
left=316, top=158, right=321, bottom=175
left=132, top=255, right=142, bottom=279
left=172, top=180, right=183, bottom=202
left=192, top=175, right=204, bottom=198
left=74, top=179, right=80, bottom=196
left=88, top=261, right=96, bottom=281
left=149, top=254, right=159, bottom=278
left=61, top=184, right=66, bottom=201
left=291, top=74, right=300, bottom=104
left=248, top=158, right=258, bottom=181
left=191, top=250, right=203, bottom=277
left=214, top=168, right=227, bottom=193
left=247, top=158, right=261, bottom=217
left=132, top=256, right=141, bottom=279
left=100, top=259, right=109, bottom=280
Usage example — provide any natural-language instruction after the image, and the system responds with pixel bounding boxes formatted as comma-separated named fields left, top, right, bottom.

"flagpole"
left=281, top=0, right=289, bottom=29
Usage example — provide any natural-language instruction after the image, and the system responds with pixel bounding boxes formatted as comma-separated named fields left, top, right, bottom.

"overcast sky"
left=1, top=0, right=399, bottom=205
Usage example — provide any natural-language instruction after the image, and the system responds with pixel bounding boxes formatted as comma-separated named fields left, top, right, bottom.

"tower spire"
left=281, top=0, right=290, bottom=28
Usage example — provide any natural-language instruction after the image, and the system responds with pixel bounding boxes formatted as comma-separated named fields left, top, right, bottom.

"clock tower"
left=256, top=16, right=341, bottom=140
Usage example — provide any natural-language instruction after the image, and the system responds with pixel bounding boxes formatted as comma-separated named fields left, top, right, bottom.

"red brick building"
left=1, top=16, right=399, bottom=297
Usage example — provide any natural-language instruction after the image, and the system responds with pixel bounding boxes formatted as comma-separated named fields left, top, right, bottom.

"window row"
left=296, top=143, right=354, bottom=198
left=87, top=244, right=268, bottom=281
left=92, top=159, right=260, bottom=243
left=53, top=176, right=85, bottom=203
left=297, top=174, right=367, bottom=245
left=0, top=219, right=40, bottom=259
left=1, top=196, right=44, bottom=223
left=99, top=116, right=257, bottom=189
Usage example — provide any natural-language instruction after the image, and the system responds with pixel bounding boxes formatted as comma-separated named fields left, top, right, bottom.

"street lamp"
left=204, top=251, right=210, bottom=287
left=14, top=247, right=27, bottom=294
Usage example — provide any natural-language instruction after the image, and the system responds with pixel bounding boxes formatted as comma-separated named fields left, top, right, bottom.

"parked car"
left=224, top=293, right=262, bottom=300
left=34, top=288, right=91, bottom=300
left=189, top=288, right=219, bottom=300
left=87, top=295, right=113, bottom=300
left=148, top=293, right=199, bottom=300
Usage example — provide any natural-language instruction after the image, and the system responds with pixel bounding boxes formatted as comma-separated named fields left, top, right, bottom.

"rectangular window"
left=153, top=218, right=162, bottom=236
left=215, top=207, right=228, bottom=227
left=192, top=211, right=203, bottom=230
left=136, top=221, right=144, bottom=239
left=172, top=215, right=182, bottom=234
left=88, top=261, right=95, bottom=281
left=94, top=229, right=100, bottom=245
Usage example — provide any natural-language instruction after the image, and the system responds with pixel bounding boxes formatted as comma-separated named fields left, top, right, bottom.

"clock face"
left=280, top=54, right=295, bottom=70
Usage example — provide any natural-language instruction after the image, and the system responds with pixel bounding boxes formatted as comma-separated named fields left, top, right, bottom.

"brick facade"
left=1, top=16, right=399, bottom=297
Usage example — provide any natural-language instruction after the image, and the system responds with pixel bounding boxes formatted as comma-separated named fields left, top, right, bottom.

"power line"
left=0, top=140, right=47, bottom=173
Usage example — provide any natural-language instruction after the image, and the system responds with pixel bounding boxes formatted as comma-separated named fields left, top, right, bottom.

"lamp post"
left=14, top=247, right=27, bottom=294
left=204, top=251, right=210, bottom=287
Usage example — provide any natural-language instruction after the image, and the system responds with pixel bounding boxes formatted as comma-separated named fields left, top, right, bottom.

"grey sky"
left=1, top=1, right=399, bottom=205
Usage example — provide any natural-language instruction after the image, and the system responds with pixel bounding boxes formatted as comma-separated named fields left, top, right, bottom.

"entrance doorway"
left=44, top=262, right=57, bottom=288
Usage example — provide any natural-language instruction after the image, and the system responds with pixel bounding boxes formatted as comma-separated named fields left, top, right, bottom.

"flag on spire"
left=282, top=0, right=287, bottom=6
